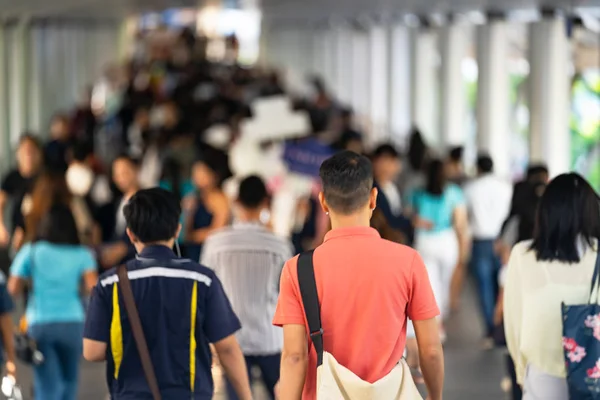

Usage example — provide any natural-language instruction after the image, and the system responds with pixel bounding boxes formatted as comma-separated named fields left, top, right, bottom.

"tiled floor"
left=11, top=282, right=507, bottom=399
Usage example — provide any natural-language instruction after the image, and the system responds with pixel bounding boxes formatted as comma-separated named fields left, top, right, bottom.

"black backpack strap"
left=297, top=250, right=324, bottom=366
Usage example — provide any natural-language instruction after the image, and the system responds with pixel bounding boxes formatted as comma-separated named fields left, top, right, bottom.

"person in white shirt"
left=464, top=154, right=512, bottom=344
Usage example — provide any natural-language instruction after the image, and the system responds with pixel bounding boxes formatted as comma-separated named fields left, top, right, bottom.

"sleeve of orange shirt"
left=273, top=257, right=306, bottom=327
left=406, top=251, right=440, bottom=321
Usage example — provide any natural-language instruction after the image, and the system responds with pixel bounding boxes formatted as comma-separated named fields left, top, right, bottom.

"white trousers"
left=523, top=364, right=568, bottom=400
left=415, top=230, right=459, bottom=319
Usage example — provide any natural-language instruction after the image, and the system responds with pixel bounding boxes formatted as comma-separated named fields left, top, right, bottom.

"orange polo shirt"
left=273, top=226, right=439, bottom=400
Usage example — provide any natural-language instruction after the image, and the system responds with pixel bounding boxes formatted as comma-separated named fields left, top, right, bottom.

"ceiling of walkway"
left=0, top=0, right=599, bottom=19
left=261, top=0, right=600, bottom=21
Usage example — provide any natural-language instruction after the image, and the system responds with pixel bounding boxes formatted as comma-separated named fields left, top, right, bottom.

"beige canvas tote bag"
left=297, top=251, right=423, bottom=400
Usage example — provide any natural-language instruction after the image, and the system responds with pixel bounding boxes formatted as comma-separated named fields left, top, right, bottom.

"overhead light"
left=464, top=10, right=486, bottom=24
left=403, top=14, right=420, bottom=28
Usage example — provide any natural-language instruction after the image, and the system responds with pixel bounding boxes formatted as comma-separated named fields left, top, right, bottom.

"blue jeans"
left=471, top=240, right=501, bottom=336
left=29, top=322, right=84, bottom=400
left=226, top=354, right=281, bottom=400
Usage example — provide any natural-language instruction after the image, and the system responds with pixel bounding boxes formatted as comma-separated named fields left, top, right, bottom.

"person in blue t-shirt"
left=406, top=159, right=469, bottom=327
left=8, top=204, right=98, bottom=400
left=83, top=188, right=251, bottom=400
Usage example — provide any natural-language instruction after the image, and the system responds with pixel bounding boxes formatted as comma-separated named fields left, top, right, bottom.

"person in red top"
left=273, top=151, right=444, bottom=400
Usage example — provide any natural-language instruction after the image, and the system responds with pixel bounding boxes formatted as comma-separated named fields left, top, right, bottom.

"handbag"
left=297, top=251, right=423, bottom=400
left=117, top=264, right=162, bottom=400
left=562, top=248, right=600, bottom=399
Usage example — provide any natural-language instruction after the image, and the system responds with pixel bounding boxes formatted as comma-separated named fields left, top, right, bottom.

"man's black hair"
left=448, top=146, right=464, bottom=163
left=72, top=141, right=94, bottom=162
left=476, top=154, right=494, bottom=174
left=526, top=163, right=549, bottom=183
left=124, top=188, right=181, bottom=243
left=238, top=175, right=268, bottom=209
left=319, top=151, right=373, bottom=215
left=113, top=153, right=140, bottom=168
left=372, top=143, right=399, bottom=160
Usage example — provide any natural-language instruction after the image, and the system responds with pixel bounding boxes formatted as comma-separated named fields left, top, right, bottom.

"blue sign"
left=283, top=138, right=335, bottom=178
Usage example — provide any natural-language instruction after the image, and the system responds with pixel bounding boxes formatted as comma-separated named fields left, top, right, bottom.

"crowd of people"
left=0, top=24, right=594, bottom=400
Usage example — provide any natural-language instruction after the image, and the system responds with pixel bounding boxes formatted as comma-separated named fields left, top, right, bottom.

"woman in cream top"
left=504, top=173, right=600, bottom=400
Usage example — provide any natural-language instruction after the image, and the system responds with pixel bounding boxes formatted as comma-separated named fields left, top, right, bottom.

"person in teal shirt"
left=407, top=159, right=469, bottom=331
left=8, top=204, right=98, bottom=400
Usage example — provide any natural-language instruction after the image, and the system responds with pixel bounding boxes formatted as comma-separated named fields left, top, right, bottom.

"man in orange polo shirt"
left=273, top=151, right=444, bottom=400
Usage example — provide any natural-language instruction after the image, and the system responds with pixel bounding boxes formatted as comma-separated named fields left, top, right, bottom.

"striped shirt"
left=201, top=222, right=294, bottom=355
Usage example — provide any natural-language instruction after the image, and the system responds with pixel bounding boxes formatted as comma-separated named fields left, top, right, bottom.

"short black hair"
left=124, top=188, right=182, bottom=243
left=72, top=141, right=93, bottom=162
left=372, top=144, right=399, bottom=160
left=195, top=147, right=231, bottom=188
left=527, top=163, right=549, bottom=183
left=449, top=146, right=464, bottom=163
left=113, top=154, right=140, bottom=169
left=238, top=175, right=268, bottom=209
left=477, top=154, right=494, bottom=174
left=530, top=173, right=600, bottom=263
left=426, top=159, right=446, bottom=196
left=319, top=151, right=373, bottom=215
left=36, top=204, right=80, bottom=245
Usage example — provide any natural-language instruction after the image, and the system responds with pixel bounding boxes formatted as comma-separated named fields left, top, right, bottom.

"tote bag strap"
left=117, top=265, right=162, bottom=400
left=589, top=246, right=600, bottom=304
left=297, top=250, right=324, bottom=366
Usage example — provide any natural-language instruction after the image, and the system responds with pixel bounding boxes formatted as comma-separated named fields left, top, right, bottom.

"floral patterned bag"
left=563, top=250, right=600, bottom=399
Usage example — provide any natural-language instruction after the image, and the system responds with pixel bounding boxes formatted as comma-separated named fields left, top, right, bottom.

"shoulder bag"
left=297, top=251, right=423, bottom=400
left=562, top=248, right=600, bottom=399
left=117, top=265, right=162, bottom=400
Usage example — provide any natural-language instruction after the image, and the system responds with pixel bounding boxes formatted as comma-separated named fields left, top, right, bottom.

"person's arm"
left=279, top=324, right=308, bottom=400
left=213, top=335, right=252, bottom=400
left=0, top=191, right=10, bottom=246
left=503, top=246, right=526, bottom=385
left=0, top=275, right=15, bottom=376
left=189, top=193, right=230, bottom=243
left=99, top=242, right=128, bottom=269
left=7, top=243, right=32, bottom=296
left=83, top=281, right=111, bottom=361
left=413, top=319, right=444, bottom=400
left=452, top=205, right=470, bottom=266
left=406, top=251, right=444, bottom=400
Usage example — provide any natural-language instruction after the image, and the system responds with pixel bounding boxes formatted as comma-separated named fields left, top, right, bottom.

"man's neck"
left=237, top=209, right=262, bottom=224
left=124, top=187, right=139, bottom=199
left=329, top=212, right=371, bottom=230
left=134, top=240, right=175, bottom=255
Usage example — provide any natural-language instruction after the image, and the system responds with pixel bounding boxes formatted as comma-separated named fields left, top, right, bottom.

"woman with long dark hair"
left=504, top=173, right=600, bottom=399
left=8, top=205, right=98, bottom=400
left=406, top=159, right=469, bottom=336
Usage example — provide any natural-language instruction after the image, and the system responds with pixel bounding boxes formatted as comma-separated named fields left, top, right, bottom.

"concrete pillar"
left=440, top=24, right=468, bottom=148
left=388, top=24, right=412, bottom=146
left=351, top=28, right=371, bottom=126
left=0, top=21, right=9, bottom=172
left=334, top=26, right=353, bottom=105
left=8, top=19, right=29, bottom=146
left=476, top=21, right=510, bottom=177
left=411, top=28, right=439, bottom=147
left=369, top=25, right=389, bottom=144
left=529, top=17, right=571, bottom=177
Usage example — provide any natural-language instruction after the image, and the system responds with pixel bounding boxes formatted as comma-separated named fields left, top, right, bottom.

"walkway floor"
left=11, top=283, right=507, bottom=399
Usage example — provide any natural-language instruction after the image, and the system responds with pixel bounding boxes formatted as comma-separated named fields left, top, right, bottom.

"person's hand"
left=5, top=361, right=16, bottom=379
left=494, top=302, right=504, bottom=326
left=0, top=226, right=9, bottom=247
left=414, top=217, right=434, bottom=231
left=274, top=381, right=281, bottom=399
